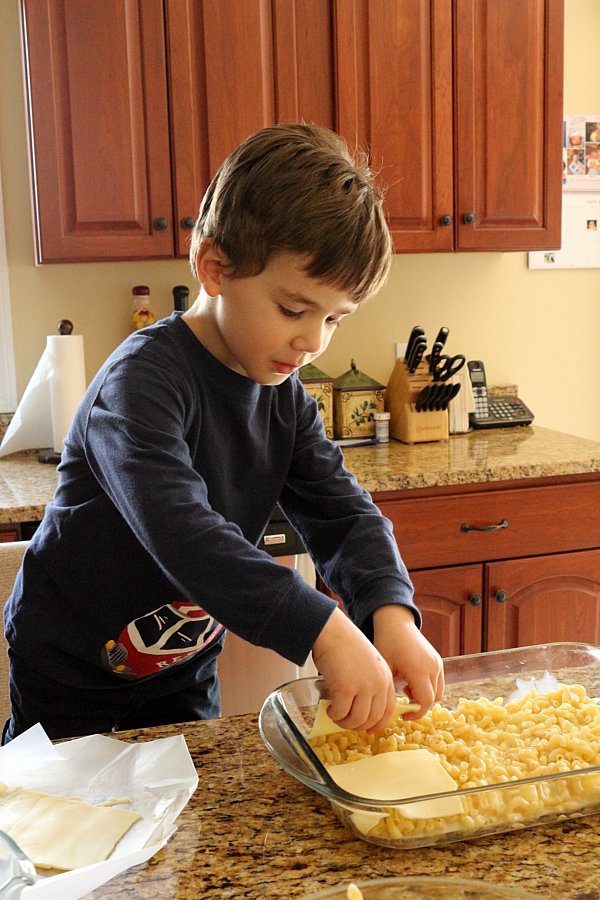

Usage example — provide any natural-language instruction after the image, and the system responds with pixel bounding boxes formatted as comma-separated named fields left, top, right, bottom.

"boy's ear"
left=195, top=239, right=230, bottom=297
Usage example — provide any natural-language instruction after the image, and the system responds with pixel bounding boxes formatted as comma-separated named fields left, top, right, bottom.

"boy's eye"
left=327, top=317, right=342, bottom=328
left=279, top=306, right=303, bottom=319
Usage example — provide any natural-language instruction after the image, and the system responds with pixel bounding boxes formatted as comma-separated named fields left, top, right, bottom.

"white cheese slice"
left=308, top=697, right=421, bottom=740
left=0, top=788, right=47, bottom=832
left=3, top=790, right=140, bottom=871
left=326, top=748, right=463, bottom=820
left=309, top=701, right=347, bottom=739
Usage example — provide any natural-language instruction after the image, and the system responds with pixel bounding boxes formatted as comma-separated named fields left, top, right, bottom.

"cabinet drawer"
left=377, top=481, right=600, bottom=570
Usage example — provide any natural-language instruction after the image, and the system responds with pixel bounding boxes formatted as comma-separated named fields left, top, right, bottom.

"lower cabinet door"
left=411, top=564, right=483, bottom=658
left=485, top=549, right=600, bottom=651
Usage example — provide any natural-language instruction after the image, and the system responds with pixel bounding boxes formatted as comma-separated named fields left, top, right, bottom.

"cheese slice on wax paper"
left=326, top=749, right=463, bottom=820
left=0, top=788, right=140, bottom=871
left=0, top=788, right=48, bottom=832
left=309, top=697, right=421, bottom=740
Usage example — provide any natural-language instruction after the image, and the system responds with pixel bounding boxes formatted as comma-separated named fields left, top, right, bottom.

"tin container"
left=333, top=360, right=385, bottom=439
left=299, top=363, right=335, bottom=439
left=259, top=643, right=600, bottom=849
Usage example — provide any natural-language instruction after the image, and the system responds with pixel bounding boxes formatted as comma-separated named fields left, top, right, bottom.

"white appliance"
left=218, top=552, right=318, bottom=717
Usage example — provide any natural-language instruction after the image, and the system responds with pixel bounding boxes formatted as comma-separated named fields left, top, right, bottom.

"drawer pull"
left=460, top=519, right=509, bottom=533
left=469, top=593, right=482, bottom=606
left=494, top=590, right=508, bottom=603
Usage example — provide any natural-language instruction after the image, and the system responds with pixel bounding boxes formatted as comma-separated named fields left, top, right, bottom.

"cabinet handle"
left=469, top=593, right=482, bottom=606
left=463, top=212, right=476, bottom=225
left=439, top=214, right=453, bottom=226
left=181, top=216, right=196, bottom=230
left=153, top=216, right=169, bottom=231
left=494, top=590, right=508, bottom=603
left=460, top=519, right=509, bottom=533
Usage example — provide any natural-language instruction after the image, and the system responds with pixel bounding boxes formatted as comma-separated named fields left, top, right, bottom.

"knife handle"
left=405, top=326, right=424, bottom=364
left=433, top=327, right=449, bottom=348
left=409, top=341, right=426, bottom=373
left=428, top=340, right=444, bottom=373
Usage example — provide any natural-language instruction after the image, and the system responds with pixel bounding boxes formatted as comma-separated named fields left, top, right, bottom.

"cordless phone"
left=467, top=360, right=534, bottom=429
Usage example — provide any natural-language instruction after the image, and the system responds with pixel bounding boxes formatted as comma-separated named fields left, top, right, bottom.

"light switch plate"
left=395, top=342, right=407, bottom=359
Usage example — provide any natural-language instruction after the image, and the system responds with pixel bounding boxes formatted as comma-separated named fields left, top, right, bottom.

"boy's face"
left=191, top=246, right=357, bottom=385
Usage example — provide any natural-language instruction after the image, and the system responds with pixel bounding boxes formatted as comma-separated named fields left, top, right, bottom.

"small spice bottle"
left=374, top=411, right=391, bottom=442
left=131, top=285, right=156, bottom=331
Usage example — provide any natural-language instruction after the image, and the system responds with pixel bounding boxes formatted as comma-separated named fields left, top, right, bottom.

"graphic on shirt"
left=101, top=601, right=223, bottom=679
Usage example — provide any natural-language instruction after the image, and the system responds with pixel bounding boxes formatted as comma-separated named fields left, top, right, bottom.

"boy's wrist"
left=372, top=603, right=417, bottom=629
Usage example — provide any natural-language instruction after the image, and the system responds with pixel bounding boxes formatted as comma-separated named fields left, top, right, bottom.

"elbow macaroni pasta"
left=309, top=684, right=600, bottom=840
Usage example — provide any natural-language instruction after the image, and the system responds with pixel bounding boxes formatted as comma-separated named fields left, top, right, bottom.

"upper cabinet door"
left=166, top=0, right=336, bottom=258
left=334, top=0, right=455, bottom=252
left=21, top=0, right=174, bottom=263
left=454, top=0, right=564, bottom=251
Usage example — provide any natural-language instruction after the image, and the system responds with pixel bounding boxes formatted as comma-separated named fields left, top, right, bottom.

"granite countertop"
left=2, top=426, right=600, bottom=525
left=83, top=712, right=600, bottom=898
left=341, top=426, right=600, bottom=495
left=0, top=450, right=60, bottom=524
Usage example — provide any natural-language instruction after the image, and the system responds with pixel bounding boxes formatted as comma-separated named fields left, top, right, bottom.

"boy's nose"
left=291, top=323, right=327, bottom=356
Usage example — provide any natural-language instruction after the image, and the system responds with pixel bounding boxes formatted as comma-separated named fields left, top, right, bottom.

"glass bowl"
left=302, top=875, right=540, bottom=898
left=259, top=642, right=600, bottom=849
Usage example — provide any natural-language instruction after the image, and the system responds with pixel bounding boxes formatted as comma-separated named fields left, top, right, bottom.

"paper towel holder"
left=39, top=319, right=75, bottom=465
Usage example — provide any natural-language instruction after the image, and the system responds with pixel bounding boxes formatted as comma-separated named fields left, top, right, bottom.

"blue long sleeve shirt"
left=5, top=314, right=417, bottom=692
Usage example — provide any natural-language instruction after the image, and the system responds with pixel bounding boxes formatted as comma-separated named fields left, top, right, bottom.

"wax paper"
left=0, top=723, right=198, bottom=898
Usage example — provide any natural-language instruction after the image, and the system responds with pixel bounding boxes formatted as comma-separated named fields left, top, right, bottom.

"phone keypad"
left=472, top=386, right=489, bottom=418
left=489, top=399, right=529, bottom=420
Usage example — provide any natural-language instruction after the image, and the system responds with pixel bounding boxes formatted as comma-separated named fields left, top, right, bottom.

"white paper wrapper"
left=0, top=334, right=86, bottom=457
left=0, top=723, right=198, bottom=899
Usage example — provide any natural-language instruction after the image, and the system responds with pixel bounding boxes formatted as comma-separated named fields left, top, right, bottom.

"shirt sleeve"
left=279, top=381, right=421, bottom=633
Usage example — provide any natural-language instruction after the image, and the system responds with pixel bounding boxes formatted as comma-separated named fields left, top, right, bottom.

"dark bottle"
left=173, top=285, right=190, bottom=313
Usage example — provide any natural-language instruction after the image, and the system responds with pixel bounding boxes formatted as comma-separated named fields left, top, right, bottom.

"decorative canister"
left=333, top=359, right=385, bottom=439
left=299, top=363, right=334, bottom=438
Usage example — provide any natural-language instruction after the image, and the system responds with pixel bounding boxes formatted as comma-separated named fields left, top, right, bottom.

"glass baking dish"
left=258, top=642, right=600, bottom=849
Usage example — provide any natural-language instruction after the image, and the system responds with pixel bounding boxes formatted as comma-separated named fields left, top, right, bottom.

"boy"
left=4, top=123, right=443, bottom=742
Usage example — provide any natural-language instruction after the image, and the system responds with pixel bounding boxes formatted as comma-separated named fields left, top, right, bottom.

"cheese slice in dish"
left=0, top=788, right=140, bottom=871
left=326, top=748, right=463, bottom=819
left=309, top=697, right=421, bottom=739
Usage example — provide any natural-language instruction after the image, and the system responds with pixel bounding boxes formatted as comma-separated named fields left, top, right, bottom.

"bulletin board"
left=528, top=114, right=600, bottom=270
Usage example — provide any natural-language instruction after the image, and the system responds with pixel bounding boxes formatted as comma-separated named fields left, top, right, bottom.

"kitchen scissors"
left=431, top=353, right=466, bottom=382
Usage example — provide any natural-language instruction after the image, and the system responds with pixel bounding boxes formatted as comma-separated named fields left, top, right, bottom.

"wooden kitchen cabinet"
left=21, top=0, right=564, bottom=262
left=165, top=0, right=336, bottom=257
left=485, top=549, right=600, bottom=650
left=374, top=475, right=600, bottom=655
left=20, top=0, right=335, bottom=262
left=20, top=0, right=174, bottom=262
left=410, top=564, right=483, bottom=657
left=336, top=0, right=564, bottom=252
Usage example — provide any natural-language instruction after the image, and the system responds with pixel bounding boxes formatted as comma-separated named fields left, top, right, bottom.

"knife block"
left=385, top=358, right=449, bottom=443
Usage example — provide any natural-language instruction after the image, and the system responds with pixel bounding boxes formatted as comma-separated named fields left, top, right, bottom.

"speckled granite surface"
left=341, top=426, right=600, bottom=495
left=82, top=713, right=600, bottom=898
left=2, top=426, right=600, bottom=524
left=0, top=413, right=11, bottom=444
left=0, top=449, right=60, bottom=523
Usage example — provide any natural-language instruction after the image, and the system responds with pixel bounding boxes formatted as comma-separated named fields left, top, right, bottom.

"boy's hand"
left=311, top=608, right=397, bottom=733
left=372, top=604, right=444, bottom=719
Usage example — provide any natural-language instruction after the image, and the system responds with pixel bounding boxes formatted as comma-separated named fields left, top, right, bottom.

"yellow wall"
left=1, top=0, right=599, bottom=441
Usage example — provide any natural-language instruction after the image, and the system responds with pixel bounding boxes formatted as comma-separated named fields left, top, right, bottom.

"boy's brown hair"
left=189, top=123, right=391, bottom=303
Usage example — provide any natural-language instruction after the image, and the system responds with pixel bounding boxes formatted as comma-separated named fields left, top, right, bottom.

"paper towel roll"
left=0, top=332, right=86, bottom=458
left=46, top=334, right=87, bottom=453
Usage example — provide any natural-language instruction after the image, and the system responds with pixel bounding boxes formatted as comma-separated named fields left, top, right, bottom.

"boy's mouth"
left=272, top=361, right=300, bottom=376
